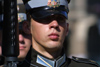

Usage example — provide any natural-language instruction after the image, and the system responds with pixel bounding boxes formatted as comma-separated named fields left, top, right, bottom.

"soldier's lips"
left=19, top=46, right=25, bottom=50
left=48, top=33, right=59, bottom=40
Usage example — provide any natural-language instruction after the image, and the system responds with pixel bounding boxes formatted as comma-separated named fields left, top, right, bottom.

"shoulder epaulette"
left=72, top=56, right=100, bottom=67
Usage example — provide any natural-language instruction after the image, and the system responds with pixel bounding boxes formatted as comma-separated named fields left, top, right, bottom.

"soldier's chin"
left=48, top=41, right=63, bottom=47
left=45, top=44, right=63, bottom=51
left=18, top=52, right=26, bottom=61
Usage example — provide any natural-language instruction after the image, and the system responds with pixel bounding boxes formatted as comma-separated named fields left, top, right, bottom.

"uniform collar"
left=36, top=54, right=66, bottom=67
left=31, top=48, right=66, bottom=67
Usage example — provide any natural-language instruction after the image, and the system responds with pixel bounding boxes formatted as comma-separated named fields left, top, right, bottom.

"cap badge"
left=18, top=14, right=24, bottom=23
left=47, top=0, right=60, bottom=8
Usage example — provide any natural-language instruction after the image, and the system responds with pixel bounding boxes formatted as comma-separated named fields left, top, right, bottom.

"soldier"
left=17, top=13, right=32, bottom=67
left=17, top=4, right=32, bottom=67
left=17, top=4, right=32, bottom=61
left=22, top=0, right=100, bottom=67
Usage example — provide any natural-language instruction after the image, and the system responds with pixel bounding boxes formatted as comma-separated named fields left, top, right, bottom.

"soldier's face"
left=30, top=15, right=69, bottom=52
left=18, top=30, right=31, bottom=61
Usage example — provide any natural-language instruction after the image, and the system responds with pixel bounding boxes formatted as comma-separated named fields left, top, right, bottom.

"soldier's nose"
left=19, top=34, right=24, bottom=42
left=49, top=20, right=59, bottom=29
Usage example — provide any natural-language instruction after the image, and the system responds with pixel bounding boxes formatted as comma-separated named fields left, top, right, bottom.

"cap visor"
left=30, top=9, right=68, bottom=20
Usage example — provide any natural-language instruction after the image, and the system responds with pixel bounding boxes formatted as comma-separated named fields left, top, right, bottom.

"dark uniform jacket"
left=18, top=48, right=100, bottom=67
left=17, top=47, right=32, bottom=67
left=0, top=56, right=5, bottom=67
left=0, top=56, right=4, bottom=66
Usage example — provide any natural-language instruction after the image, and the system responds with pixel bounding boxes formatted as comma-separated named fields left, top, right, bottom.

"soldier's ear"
left=66, top=23, right=69, bottom=36
left=22, top=20, right=31, bottom=34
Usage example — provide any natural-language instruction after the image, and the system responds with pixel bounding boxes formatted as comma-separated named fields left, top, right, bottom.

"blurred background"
left=1, top=0, right=100, bottom=65
left=67, top=0, right=100, bottom=65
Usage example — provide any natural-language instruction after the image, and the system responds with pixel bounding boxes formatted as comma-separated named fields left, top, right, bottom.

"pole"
left=2, top=0, right=19, bottom=66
